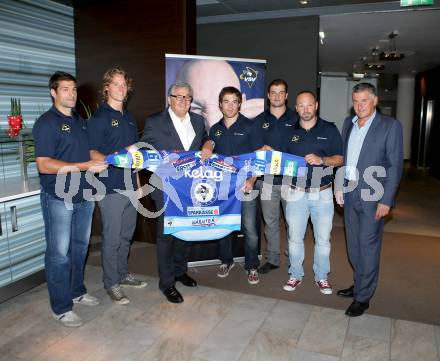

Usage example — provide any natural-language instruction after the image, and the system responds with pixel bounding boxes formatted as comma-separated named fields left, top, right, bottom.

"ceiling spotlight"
left=319, top=31, right=325, bottom=45
left=352, top=72, right=365, bottom=80
left=364, top=63, right=385, bottom=71
left=379, top=32, right=405, bottom=61
left=300, top=0, right=308, bottom=4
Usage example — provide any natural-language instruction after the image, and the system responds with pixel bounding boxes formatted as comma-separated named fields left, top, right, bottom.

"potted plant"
left=7, top=98, right=23, bottom=138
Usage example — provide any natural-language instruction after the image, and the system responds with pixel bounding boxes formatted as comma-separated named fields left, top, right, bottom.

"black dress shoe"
left=258, top=262, right=280, bottom=274
left=345, top=300, right=369, bottom=317
left=163, top=286, right=183, bottom=303
left=175, top=273, right=197, bottom=287
left=337, top=285, right=354, bottom=298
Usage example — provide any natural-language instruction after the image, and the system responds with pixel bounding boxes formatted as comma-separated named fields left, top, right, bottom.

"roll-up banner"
left=165, top=54, right=266, bottom=129
left=165, top=54, right=267, bottom=266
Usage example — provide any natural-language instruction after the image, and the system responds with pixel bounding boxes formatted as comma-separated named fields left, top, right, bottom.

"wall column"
left=396, top=75, right=415, bottom=160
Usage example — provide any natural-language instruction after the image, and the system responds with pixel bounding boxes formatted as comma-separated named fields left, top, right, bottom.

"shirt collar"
left=49, top=105, right=79, bottom=120
left=101, top=102, right=125, bottom=114
left=221, top=112, right=247, bottom=128
left=351, top=110, right=376, bottom=128
left=295, top=116, right=321, bottom=130
left=168, top=107, right=190, bottom=123
left=265, top=106, right=295, bottom=122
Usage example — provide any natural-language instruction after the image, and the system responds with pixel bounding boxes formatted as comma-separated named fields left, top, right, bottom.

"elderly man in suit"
left=141, top=82, right=213, bottom=303
left=336, top=82, right=403, bottom=317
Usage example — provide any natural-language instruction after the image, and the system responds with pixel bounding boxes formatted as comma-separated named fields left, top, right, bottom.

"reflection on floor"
left=0, top=266, right=439, bottom=361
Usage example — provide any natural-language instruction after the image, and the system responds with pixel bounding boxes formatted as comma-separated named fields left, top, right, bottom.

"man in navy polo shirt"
left=209, top=86, right=264, bottom=284
left=33, top=71, right=107, bottom=327
left=87, top=67, right=147, bottom=305
left=253, top=79, right=298, bottom=274
left=281, top=90, right=343, bottom=295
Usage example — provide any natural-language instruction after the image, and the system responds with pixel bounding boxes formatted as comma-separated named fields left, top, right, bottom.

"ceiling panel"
left=197, top=0, right=440, bottom=75
left=197, top=3, right=234, bottom=17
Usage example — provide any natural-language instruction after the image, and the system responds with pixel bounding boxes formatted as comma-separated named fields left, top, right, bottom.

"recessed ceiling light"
left=300, top=0, right=308, bottom=5
left=352, top=72, right=365, bottom=79
left=319, top=31, right=325, bottom=45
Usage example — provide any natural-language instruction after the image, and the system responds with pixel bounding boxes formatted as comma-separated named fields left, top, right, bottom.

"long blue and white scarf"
left=106, top=150, right=306, bottom=241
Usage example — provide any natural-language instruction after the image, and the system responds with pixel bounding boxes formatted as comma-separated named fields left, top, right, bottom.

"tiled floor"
left=0, top=266, right=439, bottom=361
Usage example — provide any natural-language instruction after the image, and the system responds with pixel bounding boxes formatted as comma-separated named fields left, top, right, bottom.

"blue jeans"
left=41, top=192, right=95, bottom=315
left=217, top=193, right=259, bottom=271
left=285, top=187, right=334, bottom=281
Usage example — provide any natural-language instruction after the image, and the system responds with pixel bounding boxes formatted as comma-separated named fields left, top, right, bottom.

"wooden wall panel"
left=74, top=0, right=195, bottom=243
left=74, top=0, right=195, bottom=126
left=198, top=16, right=319, bottom=102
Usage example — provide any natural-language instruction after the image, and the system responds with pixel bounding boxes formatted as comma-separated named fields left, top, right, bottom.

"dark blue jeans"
left=218, top=194, right=259, bottom=270
left=41, top=192, right=94, bottom=315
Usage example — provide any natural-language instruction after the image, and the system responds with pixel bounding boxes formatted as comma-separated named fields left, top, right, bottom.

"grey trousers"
left=258, top=180, right=287, bottom=266
left=98, top=193, right=137, bottom=289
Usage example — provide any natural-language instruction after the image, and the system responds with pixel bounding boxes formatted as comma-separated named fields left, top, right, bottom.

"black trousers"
left=155, top=213, right=192, bottom=291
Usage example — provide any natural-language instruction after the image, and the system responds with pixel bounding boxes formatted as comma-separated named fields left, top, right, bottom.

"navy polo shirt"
left=209, top=113, right=264, bottom=156
left=254, top=107, right=298, bottom=149
left=281, top=117, right=343, bottom=188
left=33, top=106, right=91, bottom=203
left=254, top=107, right=298, bottom=185
left=87, top=103, right=138, bottom=193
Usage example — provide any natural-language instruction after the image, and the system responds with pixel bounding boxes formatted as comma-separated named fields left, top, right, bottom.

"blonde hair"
left=102, top=66, right=133, bottom=101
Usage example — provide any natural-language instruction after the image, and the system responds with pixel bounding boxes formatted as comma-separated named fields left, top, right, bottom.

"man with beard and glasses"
left=281, top=90, right=343, bottom=295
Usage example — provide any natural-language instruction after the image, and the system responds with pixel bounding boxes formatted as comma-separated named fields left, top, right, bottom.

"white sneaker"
left=120, top=273, right=148, bottom=288
left=53, top=310, right=83, bottom=327
left=283, top=277, right=302, bottom=292
left=107, top=284, right=130, bottom=305
left=247, top=269, right=260, bottom=285
left=217, top=263, right=235, bottom=278
left=73, top=293, right=100, bottom=306
left=315, top=279, right=333, bottom=295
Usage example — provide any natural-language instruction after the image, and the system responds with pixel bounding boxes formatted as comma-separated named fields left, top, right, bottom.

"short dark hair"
left=296, top=90, right=317, bottom=102
left=219, top=86, right=242, bottom=104
left=267, top=78, right=288, bottom=93
left=49, top=71, right=76, bottom=91
left=352, top=82, right=377, bottom=96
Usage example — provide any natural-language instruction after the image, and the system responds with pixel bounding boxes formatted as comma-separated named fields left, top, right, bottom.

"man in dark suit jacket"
left=335, top=82, right=403, bottom=317
left=141, top=81, right=213, bottom=303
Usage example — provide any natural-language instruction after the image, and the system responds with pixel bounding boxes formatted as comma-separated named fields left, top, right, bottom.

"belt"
left=290, top=183, right=332, bottom=193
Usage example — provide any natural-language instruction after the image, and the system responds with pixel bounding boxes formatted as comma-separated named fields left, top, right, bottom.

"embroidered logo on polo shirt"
left=291, top=135, right=300, bottom=143
left=214, top=130, right=222, bottom=137
left=61, top=124, right=71, bottom=133
left=262, top=122, right=270, bottom=129
left=285, top=123, right=293, bottom=127
left=317, top=136, right=327, bottom=140
left=111, top=119, right=119, bottom=127
left=234, top=132, right=244, bottom=136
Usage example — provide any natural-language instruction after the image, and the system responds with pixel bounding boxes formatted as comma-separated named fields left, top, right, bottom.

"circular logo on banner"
left=191, top=180, right=218, bottom=206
